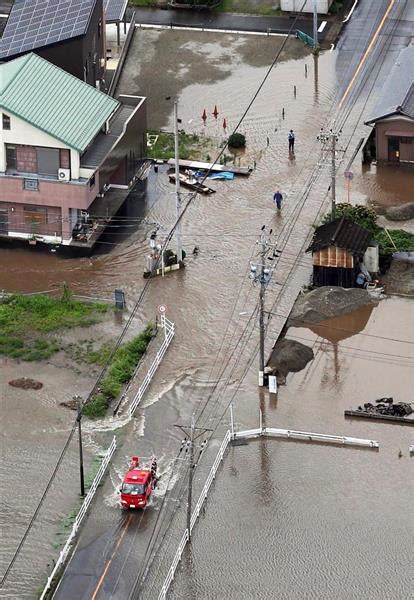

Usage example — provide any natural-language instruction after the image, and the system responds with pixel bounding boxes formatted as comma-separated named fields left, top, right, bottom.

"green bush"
left=84, top=324, right=155, bottom=418
left=323, top=203, right=414, bottom=256
left=228, top=132, right=246, bottom=148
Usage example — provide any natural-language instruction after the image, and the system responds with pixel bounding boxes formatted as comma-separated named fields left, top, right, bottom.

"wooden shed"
left=307, top=217, right=373, bottom=288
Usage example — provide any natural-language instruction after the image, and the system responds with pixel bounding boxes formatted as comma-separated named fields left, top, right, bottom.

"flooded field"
left=170, top=298, right=414, bottom=600
left=1, top=25, right=413, bottom=598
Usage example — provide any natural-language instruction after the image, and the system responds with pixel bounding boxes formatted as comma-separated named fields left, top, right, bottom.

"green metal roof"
left=0, top=53, right=119, bottom=152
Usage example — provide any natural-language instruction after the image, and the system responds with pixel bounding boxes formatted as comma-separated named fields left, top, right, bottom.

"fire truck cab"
left=120, top=456, right=156, bottom=509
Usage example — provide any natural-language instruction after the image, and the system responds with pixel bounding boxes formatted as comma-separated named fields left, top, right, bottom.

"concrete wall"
left=375, top=117, right=414, bottom=162
left=280, top=0, right=332, bottom=14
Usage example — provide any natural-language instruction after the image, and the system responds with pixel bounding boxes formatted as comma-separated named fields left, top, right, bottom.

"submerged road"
left=3, top=1, right=412, bottom=598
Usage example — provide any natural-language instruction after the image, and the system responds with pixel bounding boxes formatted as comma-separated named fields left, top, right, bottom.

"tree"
left=228, top=132, right=246, bottom=149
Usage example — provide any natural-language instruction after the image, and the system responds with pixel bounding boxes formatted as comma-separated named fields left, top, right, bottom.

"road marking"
left=338, top=0, right=396, bottom=111
left=91, top=514, right=133, bottom=600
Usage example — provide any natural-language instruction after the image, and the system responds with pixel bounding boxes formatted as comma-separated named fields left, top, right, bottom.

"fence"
left=129, top=314, right=175, bottom=418
left=158, top=430, right=231, bottom=600
left=39, top=436, right=116, bottom=600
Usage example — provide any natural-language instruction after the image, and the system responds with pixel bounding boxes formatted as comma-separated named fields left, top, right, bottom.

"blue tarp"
left=194, top=170, right=235, bottom=180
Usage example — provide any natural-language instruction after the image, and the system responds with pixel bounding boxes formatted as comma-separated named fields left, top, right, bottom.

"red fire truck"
left=120, top=456, right=157, bottom=509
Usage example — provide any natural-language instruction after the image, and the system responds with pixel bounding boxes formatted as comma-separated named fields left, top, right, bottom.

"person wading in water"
left=288, top=129, right=295, bottom=152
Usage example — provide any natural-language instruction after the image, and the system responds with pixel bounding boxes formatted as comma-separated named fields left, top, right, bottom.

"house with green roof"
left=0, top=53, right=146, bottom=247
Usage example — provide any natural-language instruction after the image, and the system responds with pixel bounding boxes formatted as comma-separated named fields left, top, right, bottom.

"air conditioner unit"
left=58, top=168, right=70, bottom=182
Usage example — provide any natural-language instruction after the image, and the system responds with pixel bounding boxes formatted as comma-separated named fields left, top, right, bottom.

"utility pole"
left=312, top=0, right=318, bottom=53
left=317, top=128, right=341, bottom=221
left=75, top=396, right=85, bottom=497
left=250, top=226, right=280, bottom=387
left=174, top=100, right=183, bottom=263
left=175, top=415, right=211, bottom=541
left=259, top=230, right=266, bottom=388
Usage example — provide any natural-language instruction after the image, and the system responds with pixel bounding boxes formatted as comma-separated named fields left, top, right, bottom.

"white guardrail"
left=158, top=430, right=231, bottom=600
left=40, top=436, right=116, bottom=599
left=234, top=427, right=379, bottom=448
left=129, top=314, right=175, bottom=418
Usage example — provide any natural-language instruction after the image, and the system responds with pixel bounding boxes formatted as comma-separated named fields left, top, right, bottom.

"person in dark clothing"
left=273, top=190, right=283, bottom=210
left=288, top=129, right=295, bottom=152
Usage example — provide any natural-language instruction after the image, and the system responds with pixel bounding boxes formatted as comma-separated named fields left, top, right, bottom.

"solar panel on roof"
left=0, top=0, right=97, bottom=59
left=104, top=0, right=127, bottom=23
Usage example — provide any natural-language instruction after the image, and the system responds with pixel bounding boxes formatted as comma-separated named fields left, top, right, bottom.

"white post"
left=174, top=101, right=183, bottom=264
left=230, top=403, right=234, bottom=438
left=259, top=408, right=263, bottom=431
left=313, top=0, right=318, bottom=51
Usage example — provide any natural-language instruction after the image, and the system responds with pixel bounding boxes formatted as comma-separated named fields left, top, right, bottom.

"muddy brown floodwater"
left=1, top=29, right=413, bottom=598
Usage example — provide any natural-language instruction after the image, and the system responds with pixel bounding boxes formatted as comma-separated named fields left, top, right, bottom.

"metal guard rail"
left=158, top=430, right=231, bottom=600
left=129, top=317, right=175, bottom=418
left=40, top=436, right=116, bottom=599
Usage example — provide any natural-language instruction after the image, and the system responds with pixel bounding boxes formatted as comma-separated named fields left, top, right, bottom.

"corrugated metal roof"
left=366, top=45, right=414, bottom=123
left=0, top=53, right=119, bottom=152
left=307, top=218, right=372, bottom=254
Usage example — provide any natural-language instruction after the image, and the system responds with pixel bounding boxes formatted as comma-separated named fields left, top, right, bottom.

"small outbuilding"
left=307, top=217, right=376, bottom=288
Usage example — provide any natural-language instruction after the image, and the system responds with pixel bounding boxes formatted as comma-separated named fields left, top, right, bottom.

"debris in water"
left=9, top=377, right=43, bottom=390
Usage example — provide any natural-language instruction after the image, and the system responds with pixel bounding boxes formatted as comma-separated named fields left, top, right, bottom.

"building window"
left=23, top=179, right=39, bottom=191
left=89, top=174, right=96, bottom=187
left=2, top=114, right=11, bottom=130
left=24, top=206, right=48, bottom=225
left=5, top=145, right=17, bottom=170
left=400, top=137, right=413, bottom=144
left=36, top=147, right=59, bottom=176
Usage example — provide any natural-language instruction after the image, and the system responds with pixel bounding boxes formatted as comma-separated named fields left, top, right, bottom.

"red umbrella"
left=223, top=118, right=227, bottom=130
left=212, top=105, right=219, bottom=119
left=202, top=108, right=207, bottom=122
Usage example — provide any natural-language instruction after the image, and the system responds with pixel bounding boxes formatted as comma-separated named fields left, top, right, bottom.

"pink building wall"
left=1, top=172, right=99, bottom=240
left=376, top=120, right=414, bottom=162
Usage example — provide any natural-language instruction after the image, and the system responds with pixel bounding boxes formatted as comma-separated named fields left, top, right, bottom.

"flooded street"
left=1, top=18, right=414, bottom=599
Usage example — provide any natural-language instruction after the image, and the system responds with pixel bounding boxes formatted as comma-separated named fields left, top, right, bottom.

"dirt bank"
left=266, top=338, right=314, bottom=384
left=287, top=286, right=377, bottom=327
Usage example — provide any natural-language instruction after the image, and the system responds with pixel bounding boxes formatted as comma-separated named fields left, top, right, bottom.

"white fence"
left=40, top=436, right=116, bottom=600
left=158, top=430, right=231, bottom=600
left=129, top=314, right=175, bottom=418
left=234, top=427, right=379, bottom=448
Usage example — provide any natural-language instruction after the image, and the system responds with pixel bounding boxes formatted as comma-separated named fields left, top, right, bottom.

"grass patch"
left=147, top=129, right=213, bottom=161
left=64, top=340, right=115, bottom=366
left=0, top=290, right=109, bottom=362
left=214, top=0, right=281, bottom=16
left=83, top=324, right=155, bottom=418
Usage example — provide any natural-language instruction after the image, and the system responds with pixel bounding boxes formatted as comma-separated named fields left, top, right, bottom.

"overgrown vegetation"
left=323, top=204, right=414, bottom=256
left=0, top=289, right=109, bottom=361
left=83, top=324, right=155, bottom=418
left=214, top=0, right=281, bottom=16
left=147, top=129, right=213, bottom=161
left=228, top=132, right=246, bottom=149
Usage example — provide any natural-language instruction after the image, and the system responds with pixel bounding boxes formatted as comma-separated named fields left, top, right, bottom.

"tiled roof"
left=366, top=45, right=414, bottom=123
left=0, top=53, right=119, bottom=152
left=307, top=217, right=372, bottom=254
